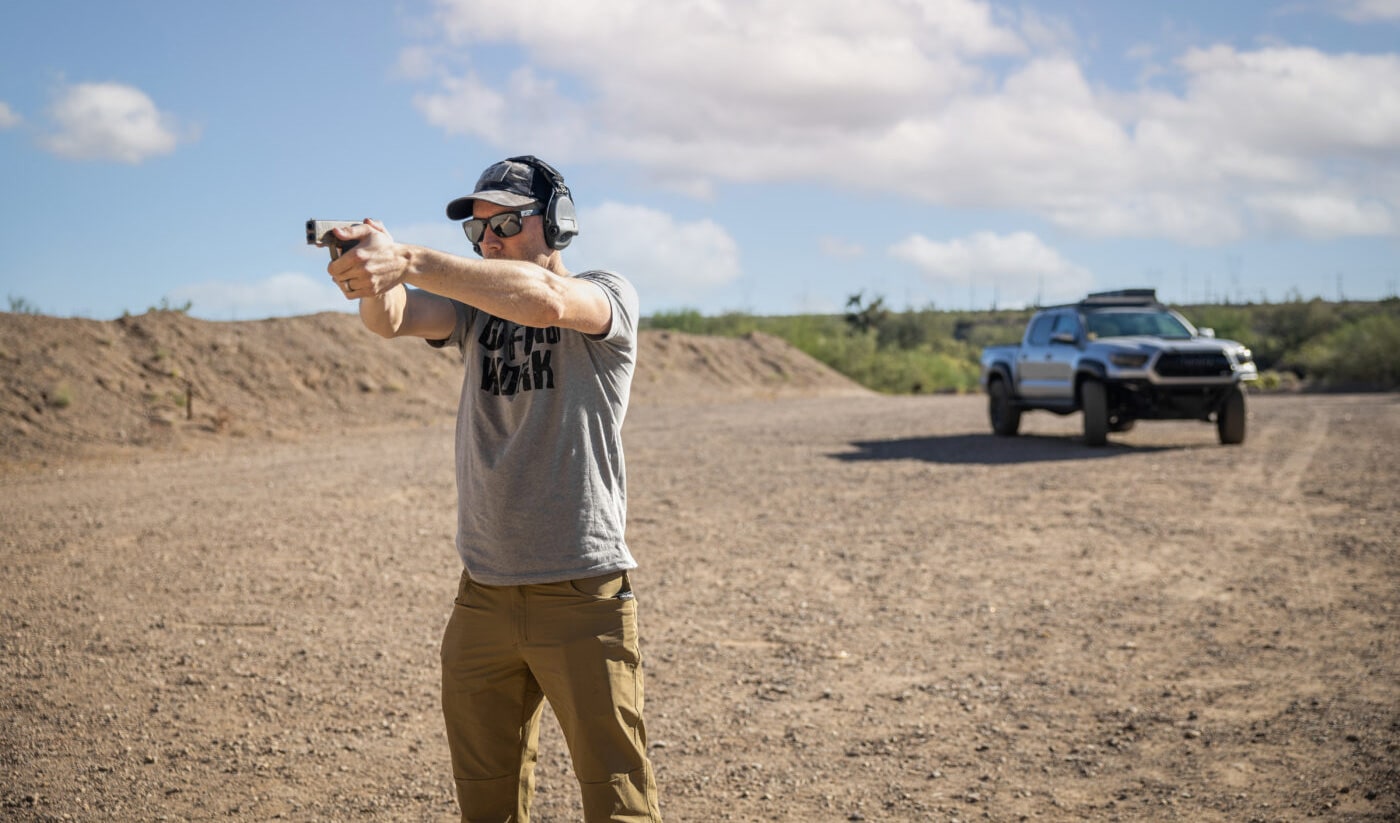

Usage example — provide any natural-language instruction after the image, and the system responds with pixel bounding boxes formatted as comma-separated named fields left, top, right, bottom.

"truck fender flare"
left=1076, top=360, right=1108, bottom=383
left=987, top=362, right=1016, bottom=387
left=1074, top=361, right=1108, bottom=402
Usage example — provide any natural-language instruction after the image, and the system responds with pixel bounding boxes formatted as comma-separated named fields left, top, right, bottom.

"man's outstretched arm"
left=355, top=282, right=459, bottom=341
left=329, top=220, right=611, bottom=337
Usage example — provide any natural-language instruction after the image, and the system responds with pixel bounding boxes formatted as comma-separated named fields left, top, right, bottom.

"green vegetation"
left=119, top=297, right=195, bottom=319
left=1184, top=295, right=1400, bottom=389
left=644, top=294, right=1400, bottom=394
left=1295, top=310, right=1400, bottom=388
left=7, top=295, right=43, bottom=315
left=155, top=297, right=194, bottom=314
left=648, top=298, right=1000, bottom=393
left=46, top=383, right=74, bottom=409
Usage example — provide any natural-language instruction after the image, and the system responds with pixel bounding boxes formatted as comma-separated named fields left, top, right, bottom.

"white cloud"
left=570, top=202, right=741, bottom=307
left=0, top=102, right=21, bottom=129
left=413, top=0, right=1022, bottom=167
left=39, top=82, right=190, bottom=163
left=1247, top=192, right=1394, bottom=237
left=414, top=65, right=589, bottom=159
left=404, top=1, right=1400, bottom=243
left=1161, top=46, right=1400, bottom=156
left=170, top=273, right=351, bottom=320
left=1329, top=0, right=1400, bottom=22
left=890, top=231, right=1093, bottom=305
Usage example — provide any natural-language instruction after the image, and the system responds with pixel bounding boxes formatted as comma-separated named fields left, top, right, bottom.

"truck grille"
left=1155, top=352, right=1232, bottom=378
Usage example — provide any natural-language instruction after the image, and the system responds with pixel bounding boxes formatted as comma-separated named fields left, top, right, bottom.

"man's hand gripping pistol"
left=305, top=220, right=363, bottom=260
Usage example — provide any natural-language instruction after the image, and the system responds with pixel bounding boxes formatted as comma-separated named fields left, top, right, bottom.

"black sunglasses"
left=462, top=208, right=541, bottom=244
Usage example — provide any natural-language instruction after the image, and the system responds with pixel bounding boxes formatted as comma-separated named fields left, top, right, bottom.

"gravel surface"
left=3, top=392, right=1398, bottom=821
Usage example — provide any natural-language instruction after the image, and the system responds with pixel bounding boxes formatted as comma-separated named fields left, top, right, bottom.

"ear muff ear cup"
left=544, top=190, right=578, bottom=250
left=508, top=155, right=578, bottom=251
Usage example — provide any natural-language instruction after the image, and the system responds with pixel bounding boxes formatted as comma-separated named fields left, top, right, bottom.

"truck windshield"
left=1085, top=310, right=1193, bottom=340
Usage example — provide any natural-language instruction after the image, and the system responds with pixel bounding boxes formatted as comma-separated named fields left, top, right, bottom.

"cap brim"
left=445, top=190, right=538, bottom=220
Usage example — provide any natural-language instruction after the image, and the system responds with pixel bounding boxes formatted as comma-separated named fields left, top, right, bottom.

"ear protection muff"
left=508, top=155, right=579, bottom=250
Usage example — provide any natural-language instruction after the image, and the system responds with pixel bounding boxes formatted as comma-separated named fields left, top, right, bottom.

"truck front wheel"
left=1082, top=379, right=1109, bottom=446
left=1217, top=384, right=1247, bottom=445
left=988, top=377, right=1022, bottom=436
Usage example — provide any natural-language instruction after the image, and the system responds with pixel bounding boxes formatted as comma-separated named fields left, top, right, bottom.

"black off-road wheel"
left=1082, top=379, right=1109, bottom=446
left=988, top=377, right=1022, bottom=436
left=1217, top=384, right=1247, bottom=445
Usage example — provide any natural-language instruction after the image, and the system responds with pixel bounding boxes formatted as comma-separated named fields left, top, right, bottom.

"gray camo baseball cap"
left=445, top=159, right=540, bottom=220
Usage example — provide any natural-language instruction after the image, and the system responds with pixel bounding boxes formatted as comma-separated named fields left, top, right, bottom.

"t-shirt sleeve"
left=578, top=270, right=639, bottom=349
left=426, top=298, right=472, bottom=352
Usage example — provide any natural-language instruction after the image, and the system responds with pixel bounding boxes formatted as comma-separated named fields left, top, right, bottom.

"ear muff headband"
left=507, top=155, right=579, bottom=251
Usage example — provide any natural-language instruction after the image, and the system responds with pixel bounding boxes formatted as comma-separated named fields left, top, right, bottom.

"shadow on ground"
left=831, top=433, right=1186, bottom=465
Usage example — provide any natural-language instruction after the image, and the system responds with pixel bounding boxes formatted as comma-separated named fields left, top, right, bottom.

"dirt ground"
left=2, top=313, right=1398, bottom=821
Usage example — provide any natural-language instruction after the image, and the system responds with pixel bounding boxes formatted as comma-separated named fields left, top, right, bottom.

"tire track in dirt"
left=1196, top=394, right=1328, bottom=516
left=1257, top=398, right=1329, bottom=502
left=1178, top=397, right=1388, bottom=820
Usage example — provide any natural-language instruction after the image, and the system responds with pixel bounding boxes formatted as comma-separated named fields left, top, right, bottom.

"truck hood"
left=1093, top=335, right=1244, bottom=353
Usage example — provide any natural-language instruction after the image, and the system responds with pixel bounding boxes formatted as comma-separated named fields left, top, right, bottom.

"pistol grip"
left=328, top=238, right=360, bottom=260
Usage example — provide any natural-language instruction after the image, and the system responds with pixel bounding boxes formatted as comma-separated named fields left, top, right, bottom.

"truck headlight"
left=1110, top=353, right=1149, bottom=368
left=1235, top=347, right=1254, bottom=365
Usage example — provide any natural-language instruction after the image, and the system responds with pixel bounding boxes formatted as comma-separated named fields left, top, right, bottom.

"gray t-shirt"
left=431, top=270, right=639, bottom=585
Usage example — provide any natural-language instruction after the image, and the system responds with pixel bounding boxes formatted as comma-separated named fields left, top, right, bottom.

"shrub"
left=7, top=295, right=42, bottom=315
left=1295, top=313, right=1400, bottom=389
left=47, top=383, right=73, bottom=409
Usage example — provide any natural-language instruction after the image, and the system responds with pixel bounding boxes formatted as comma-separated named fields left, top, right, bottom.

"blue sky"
left=1, top=0, right=1398, bottom=321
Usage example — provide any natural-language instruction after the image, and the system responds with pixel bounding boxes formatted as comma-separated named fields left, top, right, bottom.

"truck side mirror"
left=1197, top=328, right=1216, bottom=338
left=1050, top=332, right=1078, bottom=345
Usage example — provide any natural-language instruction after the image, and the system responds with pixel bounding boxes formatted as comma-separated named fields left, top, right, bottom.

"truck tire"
left=1082, top=379, right=1109, bottom=446
left=988, top=377, right=1021, bottom=436
left=1217, top=384, right=1247, bottom=445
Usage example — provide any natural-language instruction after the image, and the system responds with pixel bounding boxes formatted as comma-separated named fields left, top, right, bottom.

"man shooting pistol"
left=302, top=155, right=662, bottom=823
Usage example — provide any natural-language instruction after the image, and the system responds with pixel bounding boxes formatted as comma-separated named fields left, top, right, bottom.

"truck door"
left=1041, top=312, right=1082, bottom=403
left=1016, top=313, right=1057, bottom=399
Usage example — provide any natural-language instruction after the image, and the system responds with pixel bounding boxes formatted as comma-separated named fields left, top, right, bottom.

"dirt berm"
left=0, top=310, right=868, bottom=463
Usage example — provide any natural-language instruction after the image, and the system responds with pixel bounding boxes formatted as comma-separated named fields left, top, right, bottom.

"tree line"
left=643, top=294, right=1400, bottom=394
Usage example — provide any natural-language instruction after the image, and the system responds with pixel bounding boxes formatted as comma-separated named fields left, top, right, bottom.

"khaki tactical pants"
left=441, top=570, right=662, bottom=822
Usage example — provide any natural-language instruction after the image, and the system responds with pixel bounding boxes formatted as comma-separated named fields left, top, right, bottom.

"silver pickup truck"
left=979, top=289, right=1258, bottom=445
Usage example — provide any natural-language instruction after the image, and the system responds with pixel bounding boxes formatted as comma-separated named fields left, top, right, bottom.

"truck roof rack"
left=1081, top=288, right=1158, bottom=306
